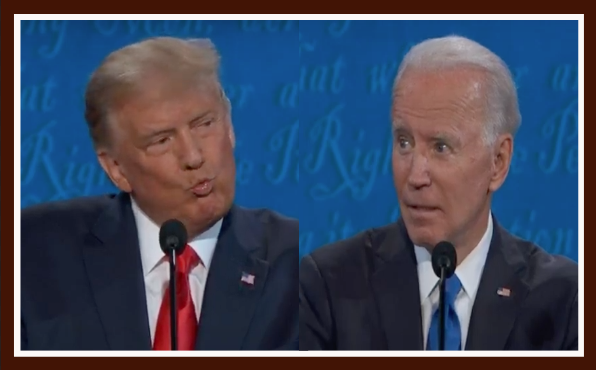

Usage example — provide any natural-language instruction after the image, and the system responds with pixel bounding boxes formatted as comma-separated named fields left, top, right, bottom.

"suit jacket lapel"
left=465, top=215, right=529, bottom=350
left=83, top=192, right=152, bottom=350
left=195, top=205, right=269, bottom=350
left=371, top=219, right=424, bottom=350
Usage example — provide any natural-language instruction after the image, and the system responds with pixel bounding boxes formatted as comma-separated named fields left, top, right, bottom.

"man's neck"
left=453, top=209, right=491, bottom=266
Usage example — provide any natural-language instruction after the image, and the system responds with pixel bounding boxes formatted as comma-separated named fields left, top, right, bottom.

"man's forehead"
left=392, top=106, right=485, bottom=136
left=394, top=67, right=487, bottom=111
left=119, top=76, right=219, bottom=110
left=113, top=84, right=220, bottom=130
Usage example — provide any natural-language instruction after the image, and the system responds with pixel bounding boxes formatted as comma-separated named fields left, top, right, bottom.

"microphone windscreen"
left=431, top=241, right=457, bottom=278
left=159, top=219, right=188, bottom=254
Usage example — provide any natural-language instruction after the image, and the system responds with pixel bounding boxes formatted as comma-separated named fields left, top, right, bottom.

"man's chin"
left=404, top=225, right=443, bottom=249
left=186, top=197, right=231, bottom=233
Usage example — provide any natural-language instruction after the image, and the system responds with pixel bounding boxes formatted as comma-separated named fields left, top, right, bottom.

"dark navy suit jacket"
left=299, top=215, right=578, bottom=350
left=21, top=192, right=298, bottom=350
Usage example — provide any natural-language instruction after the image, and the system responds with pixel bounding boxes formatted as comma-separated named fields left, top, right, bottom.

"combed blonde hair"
left=84, top=36, right=230, bottom=149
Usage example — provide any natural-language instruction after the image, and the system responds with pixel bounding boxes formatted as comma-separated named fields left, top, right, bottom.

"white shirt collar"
left=130, top=197, right=223, bottom=276
left=414, top=212, right=493, bottom=302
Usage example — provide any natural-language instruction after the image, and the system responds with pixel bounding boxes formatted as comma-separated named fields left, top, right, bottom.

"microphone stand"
left=167, top=249, right=178, bottom=351
left=438, top=267, right=446, bottom=351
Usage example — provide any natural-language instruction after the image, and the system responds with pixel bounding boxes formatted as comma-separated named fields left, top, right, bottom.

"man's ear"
left=97, top=148, right=132, bottom=193
left=228, top=121, right=236, bottom=149
left=488, top=134, right=513, bottom=193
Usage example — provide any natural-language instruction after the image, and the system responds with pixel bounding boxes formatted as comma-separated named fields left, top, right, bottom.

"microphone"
left=431, top=241, right=457, bottom=351
left=159, top=219, right=188, bottom=351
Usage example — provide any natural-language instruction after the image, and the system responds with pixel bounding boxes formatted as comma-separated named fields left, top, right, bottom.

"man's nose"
left=178, top=131, right=204, bottom=170
left=407, top=153, right=431, bottom=189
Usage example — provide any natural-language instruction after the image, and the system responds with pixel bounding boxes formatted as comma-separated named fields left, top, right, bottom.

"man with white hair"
left=299, top=35, right=578, bottom=351
left=21, top=37, right=298, bottom=351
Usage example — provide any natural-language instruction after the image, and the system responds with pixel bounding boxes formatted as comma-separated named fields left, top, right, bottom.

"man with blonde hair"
left=299, top=35, right=578, bottom=351
left=21, top=37, right=298, bottom=351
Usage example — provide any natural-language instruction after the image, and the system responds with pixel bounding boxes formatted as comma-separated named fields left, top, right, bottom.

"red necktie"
left=153, top=245, right=200, bottom=350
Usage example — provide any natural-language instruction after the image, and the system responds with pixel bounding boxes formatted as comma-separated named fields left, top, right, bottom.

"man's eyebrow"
left=140, top=112, right=214, bottom=141
left=188, top=111, right=212, bottom=123
left=392, top=120, right=410, bottom=133
left=425, top=130, right=463, bottom=147
left=141, top=127, right=176, bottom=141
left=431, top=135, right=452, bottom=146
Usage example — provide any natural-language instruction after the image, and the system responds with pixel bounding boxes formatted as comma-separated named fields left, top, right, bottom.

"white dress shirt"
left=414, top=213, right=493, bottom=350
left=131, top=198, right=222, bottom=344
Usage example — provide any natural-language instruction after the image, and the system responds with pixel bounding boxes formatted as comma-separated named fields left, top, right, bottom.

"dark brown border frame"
left=6, top=12, right=585, bottom=363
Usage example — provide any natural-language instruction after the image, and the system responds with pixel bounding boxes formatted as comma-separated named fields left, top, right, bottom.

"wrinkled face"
left=99, top=75, right=236, bottom=238
left=391, top=67, right=511, bottom=250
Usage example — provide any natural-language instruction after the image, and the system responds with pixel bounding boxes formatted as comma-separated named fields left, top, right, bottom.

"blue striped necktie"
left=426, top=275, right=462, bottom=351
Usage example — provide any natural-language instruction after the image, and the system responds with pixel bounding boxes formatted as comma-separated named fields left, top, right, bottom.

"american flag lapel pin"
left=240, top=271, right=255, bottom=286
left=497, top=287, right=511, bottom=297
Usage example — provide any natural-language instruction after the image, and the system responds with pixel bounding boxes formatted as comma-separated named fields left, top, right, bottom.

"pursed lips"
left=189, top=177, right=215, bottom=196
left=189, top=178, right=213, bottom=189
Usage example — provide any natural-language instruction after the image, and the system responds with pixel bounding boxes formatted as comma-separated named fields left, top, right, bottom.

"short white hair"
left=392, top=35, right=521, bottom=145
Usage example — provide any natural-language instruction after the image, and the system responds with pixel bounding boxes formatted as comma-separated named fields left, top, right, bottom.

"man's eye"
left=398, top=137, right=411, bottom=148
left=153, top=137, right=170, bottom=146
left=435, top=142, right=449, bottom=153
left=195, top=119, right=213, bottom=128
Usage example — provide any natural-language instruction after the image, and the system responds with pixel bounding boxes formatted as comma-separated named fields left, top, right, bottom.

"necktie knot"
left=176, top=245, right=200, bottom=275
left=445, top=275, right=462, bottom=305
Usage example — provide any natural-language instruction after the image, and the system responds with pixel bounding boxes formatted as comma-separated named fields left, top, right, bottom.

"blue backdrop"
left=20, top=20, right=578, bottom=264
left=299, top=20, right=578, bottom=261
